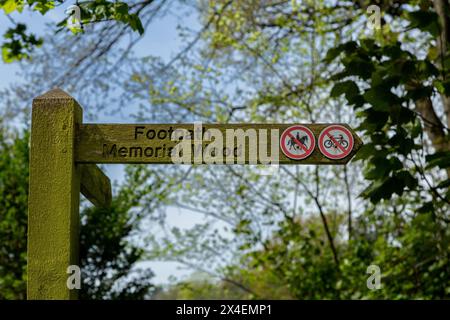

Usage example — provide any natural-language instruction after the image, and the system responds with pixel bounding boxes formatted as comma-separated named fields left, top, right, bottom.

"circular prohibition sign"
left=318, top=124, right=354, bottom=160
left=280, top=125, right=316, bottom=160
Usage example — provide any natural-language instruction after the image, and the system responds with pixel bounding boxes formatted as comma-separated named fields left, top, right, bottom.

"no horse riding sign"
left=27, top=89, right=363, bottom=299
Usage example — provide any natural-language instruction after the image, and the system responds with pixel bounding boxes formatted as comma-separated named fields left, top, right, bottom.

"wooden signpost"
left=27, top=88, right=362, bottom=300
left=76, top=123, right=361, bottom=165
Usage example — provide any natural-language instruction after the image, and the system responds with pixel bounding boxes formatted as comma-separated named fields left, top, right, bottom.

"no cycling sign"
left=28, top=89, right=363, bottom=300
left=318, top=125, right=354, bottom=160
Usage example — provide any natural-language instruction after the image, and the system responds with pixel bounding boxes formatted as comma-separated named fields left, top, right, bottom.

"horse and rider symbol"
left=280, top=125, right=315, bottom=160
left=287, top=132, right=309, bottom=151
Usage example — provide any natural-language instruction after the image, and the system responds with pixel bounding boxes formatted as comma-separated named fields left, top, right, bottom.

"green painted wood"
left=27, top=89, right=364, bottom=300
left=80, top=164, right=112, bottom=208
left=76, top=123, right=363, bottom=165
left=28, top=88, right=82, bottom=300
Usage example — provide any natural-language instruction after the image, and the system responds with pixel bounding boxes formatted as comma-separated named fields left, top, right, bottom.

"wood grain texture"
left=80, top=164, right=112, bottom=208
left=76, top=123, right=363, bottom=165
left=28, top=88, right=82, bottom=300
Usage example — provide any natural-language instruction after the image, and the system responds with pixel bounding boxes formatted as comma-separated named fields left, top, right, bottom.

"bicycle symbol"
left=324, top=134, right=348, bottom=149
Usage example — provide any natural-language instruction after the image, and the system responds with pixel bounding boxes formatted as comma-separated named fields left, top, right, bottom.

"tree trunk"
left=434, top=0, right=450, bottom=128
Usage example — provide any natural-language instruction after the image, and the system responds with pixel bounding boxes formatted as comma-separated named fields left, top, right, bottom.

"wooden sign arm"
left=80, top=164, right=112, bottom=208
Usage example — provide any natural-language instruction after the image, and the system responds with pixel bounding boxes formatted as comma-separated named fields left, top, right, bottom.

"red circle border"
left=318, top=125, right=354, bottom=160
left=280, top=125, right=316, bottom=160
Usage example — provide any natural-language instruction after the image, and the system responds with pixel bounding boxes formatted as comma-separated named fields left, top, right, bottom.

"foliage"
left=79, top=195, right=157, bottom=300
left=0, top=125, right=157, bottom=299
left=0, top=0, right=145, bottom=62
left=326, top=2, right=449, bottom=215
left=226, top=211, right=450, bottom=299
left=1, top=0, right=450, bottom=300
left=140, top=0, right=450, bottom=299
left=0, top=126, right=29, bottom=299
left=157, top=210, right=450, bottom=299
left=156, top=272, right=251, bottom=300
left=1, top=23, right=43, bottom=62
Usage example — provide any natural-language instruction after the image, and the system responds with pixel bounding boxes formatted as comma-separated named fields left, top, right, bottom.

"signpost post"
left=27, top=88, right=362, bottom=299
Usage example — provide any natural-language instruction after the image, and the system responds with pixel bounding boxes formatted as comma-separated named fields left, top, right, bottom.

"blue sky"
left=0, top=3, right=207, bottom=285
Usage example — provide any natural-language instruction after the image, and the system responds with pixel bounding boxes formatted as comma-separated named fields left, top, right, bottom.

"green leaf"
left=433, top=79, right=450, bottom=96
left=426, top=151, right=450, bottom=169
left=1, top=46, right=13, bottom=63
left=128, top=15, right=144, bottom=35
left=2, top=0, right=18, bottom=14
left=330, top=80, right=359, bottom=99
left=363, top=86, right=400, bottom=112
left=33, top=1, right=55, bottom=15
left=324, top=41, right=357, bottom=62
left=365, top=157, right=403, bottom=180
left=395, top=171, right=418, bottom=190
left=342, top=55, right=374, bottom=80
left=389, top=105, right=415, bottom=126
left=353, top=143, right=375, bottom=161
left=408, top=10, right=440, bottom=36
left=436, top=179, right=450, bottom=189
left=417, top=201, right=434, bottom=214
